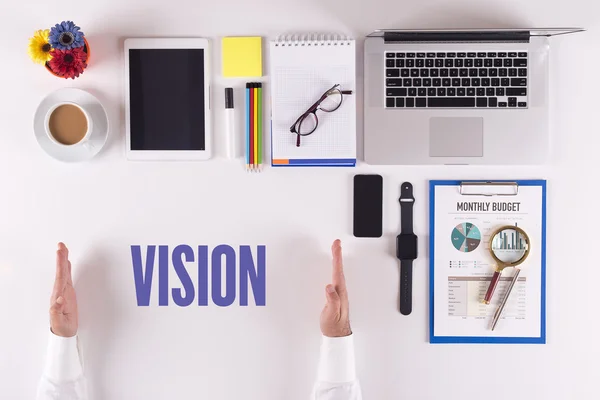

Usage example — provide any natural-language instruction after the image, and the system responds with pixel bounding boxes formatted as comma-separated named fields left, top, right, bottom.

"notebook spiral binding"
left=274, top=33, right=353, bottom=47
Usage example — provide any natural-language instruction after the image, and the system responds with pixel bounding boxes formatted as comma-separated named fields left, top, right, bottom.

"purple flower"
left=49, top=21, right=85, bottom=50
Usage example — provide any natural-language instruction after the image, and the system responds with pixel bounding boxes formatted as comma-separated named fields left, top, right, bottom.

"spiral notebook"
left=270, top=34, right=356, bottom=167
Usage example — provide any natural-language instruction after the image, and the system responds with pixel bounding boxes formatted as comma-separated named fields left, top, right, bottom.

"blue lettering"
left=131, top=245, right=156, bottom=306
left=212, top=245, right=236, bottom=306
left=132, top=244, right=267, bottom=307
left=240, top=245, right=266, bottom=306
left=172, top=245, right=195, bottom=307
left=158, top=245, right=169, bottom=306
left=198, top=245, right=209, bottom=306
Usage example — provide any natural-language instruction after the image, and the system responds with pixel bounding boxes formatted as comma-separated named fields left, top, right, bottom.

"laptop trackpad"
left=429, top=117, right=483, bottom=157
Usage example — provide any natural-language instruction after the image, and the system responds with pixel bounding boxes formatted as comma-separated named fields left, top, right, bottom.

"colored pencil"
left=253, top=84, right=258, bottom=168
left=245, top=84, right=250, bottom=168
left=244, top=82, right=263, bottom=172
left=257, top=83, right=262, bottom=167
left=250, top=84, right=255, bottom=167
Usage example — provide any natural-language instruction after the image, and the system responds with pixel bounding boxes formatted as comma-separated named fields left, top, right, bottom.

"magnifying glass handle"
left=491, top=269, right=521, bottom=330
left=483, top=271, right=502, bottom=304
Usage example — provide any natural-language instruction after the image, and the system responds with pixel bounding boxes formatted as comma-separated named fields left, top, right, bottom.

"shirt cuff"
left=43, top=330, right=84, bottom=383
left=317, top=334, right=357, bottom=383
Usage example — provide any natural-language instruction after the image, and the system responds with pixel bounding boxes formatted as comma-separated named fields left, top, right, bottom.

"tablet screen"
left=129, top=49, right=205, bottom=151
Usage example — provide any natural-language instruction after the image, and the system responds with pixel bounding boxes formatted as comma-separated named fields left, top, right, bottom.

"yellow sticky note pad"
left=222, top=37, right=263, bottom=78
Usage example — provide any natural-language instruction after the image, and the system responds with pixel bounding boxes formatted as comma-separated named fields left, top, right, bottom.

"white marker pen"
left=224, top=88, right=237, bottom=159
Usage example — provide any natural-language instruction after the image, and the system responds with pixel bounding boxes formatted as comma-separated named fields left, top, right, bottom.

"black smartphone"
left=353, top=174, right=383, bottom=238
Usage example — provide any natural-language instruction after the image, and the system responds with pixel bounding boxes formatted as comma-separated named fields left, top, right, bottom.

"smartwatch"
left=396, top=182, right=418, bottom=315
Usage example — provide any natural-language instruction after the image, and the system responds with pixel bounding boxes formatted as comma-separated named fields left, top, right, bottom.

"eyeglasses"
left=290, top=84, right=353, bottom=147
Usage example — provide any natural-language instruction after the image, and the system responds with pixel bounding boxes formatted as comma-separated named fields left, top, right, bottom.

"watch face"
left=397, top=234, right=418, bottom=260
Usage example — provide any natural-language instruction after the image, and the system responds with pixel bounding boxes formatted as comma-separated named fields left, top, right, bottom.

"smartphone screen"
left=353, top=174, right=383, bottom=238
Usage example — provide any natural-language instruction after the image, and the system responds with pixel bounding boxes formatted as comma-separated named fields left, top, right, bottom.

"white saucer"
left=34, top=88, right=109, bottom=162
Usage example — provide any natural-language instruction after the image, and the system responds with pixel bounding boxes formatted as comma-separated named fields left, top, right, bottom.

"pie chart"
left=451, top=223, right=481, bottom=252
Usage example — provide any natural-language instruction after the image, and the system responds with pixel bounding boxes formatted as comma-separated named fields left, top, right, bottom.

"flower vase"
left=45, top=37, right=90, bottom=78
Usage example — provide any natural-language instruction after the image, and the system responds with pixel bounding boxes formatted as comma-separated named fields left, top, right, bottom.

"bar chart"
left=492, top=229, right=526, bottom=251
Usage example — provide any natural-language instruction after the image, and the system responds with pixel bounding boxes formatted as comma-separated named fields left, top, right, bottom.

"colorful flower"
left=27, top=30, right=53, bottom=65
left=48, top=48, right=87, bottom=79
left=49, top=21, right=85, bottom=50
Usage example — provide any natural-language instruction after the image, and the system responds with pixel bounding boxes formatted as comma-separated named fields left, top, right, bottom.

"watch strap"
left=400, top=259, right=413, bottom=315
left=400, top=182, right=415, bottom=235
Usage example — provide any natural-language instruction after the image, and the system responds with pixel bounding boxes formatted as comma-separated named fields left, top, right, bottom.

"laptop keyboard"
left=384, top=51, right=528, bottom=108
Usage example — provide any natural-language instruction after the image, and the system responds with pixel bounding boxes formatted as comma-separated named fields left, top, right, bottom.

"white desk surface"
left=1, top=0, right=598, bottom=399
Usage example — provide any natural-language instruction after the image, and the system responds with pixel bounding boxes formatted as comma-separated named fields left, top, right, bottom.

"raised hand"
left=49, top=243, right=78, bottom=337
left=320, top=239, right=352, bottom=338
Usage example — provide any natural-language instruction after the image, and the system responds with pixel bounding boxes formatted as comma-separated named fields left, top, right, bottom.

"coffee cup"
left=44, top=102, right=95, bottom=150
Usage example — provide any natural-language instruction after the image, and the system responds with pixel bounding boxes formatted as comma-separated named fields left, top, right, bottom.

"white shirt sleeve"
left=313, top=334, right=363, bottom=400
left=36, top=331, right=87, bottom=400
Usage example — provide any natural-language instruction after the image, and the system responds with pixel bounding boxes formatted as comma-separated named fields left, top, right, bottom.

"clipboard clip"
left=459, top=181, right=519, bottom=197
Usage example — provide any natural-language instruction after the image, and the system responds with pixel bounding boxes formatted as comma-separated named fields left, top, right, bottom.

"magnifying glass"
left=483, top=226, right=530, bottom=305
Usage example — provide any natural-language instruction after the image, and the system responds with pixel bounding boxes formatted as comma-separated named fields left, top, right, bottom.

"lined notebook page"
left=270, top=37, right=356, bottom=163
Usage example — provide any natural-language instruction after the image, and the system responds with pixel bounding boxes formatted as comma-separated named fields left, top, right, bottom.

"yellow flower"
left=28, top=30, right=53, bottom=65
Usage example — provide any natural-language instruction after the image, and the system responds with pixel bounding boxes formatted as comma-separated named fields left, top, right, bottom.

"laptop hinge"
left=383, top=31, right=530, bottom=43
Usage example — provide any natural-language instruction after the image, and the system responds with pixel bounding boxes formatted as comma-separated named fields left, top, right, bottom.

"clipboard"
left=429, top=180, right=547, bottom=344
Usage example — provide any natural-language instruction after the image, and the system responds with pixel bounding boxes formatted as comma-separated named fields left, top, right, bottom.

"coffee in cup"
left=47, top=103, right=89, bottom=145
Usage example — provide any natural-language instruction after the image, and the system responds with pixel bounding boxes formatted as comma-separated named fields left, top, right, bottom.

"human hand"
left=320, top=239, right=352, bottom=338
left=49, top=243, right=78, bottom=337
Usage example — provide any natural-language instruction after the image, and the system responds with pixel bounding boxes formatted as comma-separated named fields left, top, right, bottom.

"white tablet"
left=124, top=38, right=211, bottom=160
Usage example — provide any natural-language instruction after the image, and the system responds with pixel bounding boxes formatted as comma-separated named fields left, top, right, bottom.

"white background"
left=0, top=0, right=598, bottom=399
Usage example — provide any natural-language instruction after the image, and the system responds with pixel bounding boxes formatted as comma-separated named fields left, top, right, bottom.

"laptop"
left=364, top=28, right=583, bottom=165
